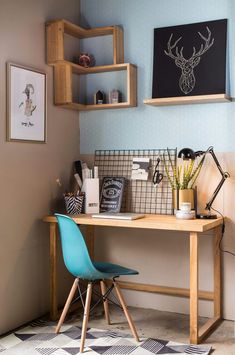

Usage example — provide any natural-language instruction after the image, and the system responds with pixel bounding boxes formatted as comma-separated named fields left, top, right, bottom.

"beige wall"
left=82, top=153, right=235, bottom=321
left=0, top=0, right=80, bottom=334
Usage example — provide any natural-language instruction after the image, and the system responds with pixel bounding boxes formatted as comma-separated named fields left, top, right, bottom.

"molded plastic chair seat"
left=55, top=213, right=139, bottom=353
left=93, top=261, right=138, bottom=277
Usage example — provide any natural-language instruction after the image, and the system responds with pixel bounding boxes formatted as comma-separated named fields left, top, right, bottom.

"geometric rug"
left=0, top=322, right=212, bottom=355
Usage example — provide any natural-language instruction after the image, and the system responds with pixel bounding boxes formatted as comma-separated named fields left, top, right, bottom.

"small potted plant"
left=163, top=148, right=205, bottom=211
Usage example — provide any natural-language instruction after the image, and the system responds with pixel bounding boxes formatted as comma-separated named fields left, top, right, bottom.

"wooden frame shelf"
left=63, top=61, right=134, bottom=75
left=58, top=102, right=135, bottom=111
left=54, top=62, right=137, bottom=111
left=46, top=19, right=124, bottom=65
left=46, top=19, right=137, bottom=111
left=143, top=94, right=231, bottom=106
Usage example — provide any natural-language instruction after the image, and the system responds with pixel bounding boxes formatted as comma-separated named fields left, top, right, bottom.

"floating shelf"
left=54, top=62, right=137, bottom=111
left=63, top=61, right=133, bottom=75
left=46, top=19, right=137, bottom=111
left=58, top=102, right=135, bottom=111
left=46, top=19, right=124, bottom=65
left=143, top=94, right=232, bottom=106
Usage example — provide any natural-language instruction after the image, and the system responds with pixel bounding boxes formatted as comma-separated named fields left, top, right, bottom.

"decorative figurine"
left=73, top=53, right=95, bottom=67
left=109, top=89, right=121, bottom=103
left=94, top=90, right=106, bottom=104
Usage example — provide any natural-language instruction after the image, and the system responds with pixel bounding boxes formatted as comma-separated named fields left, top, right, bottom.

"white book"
left=91, top=212, right=145, bottom=220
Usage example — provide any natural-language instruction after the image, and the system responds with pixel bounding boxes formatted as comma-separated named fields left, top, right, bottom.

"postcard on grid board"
left=131, top=157, right=150, bottom=181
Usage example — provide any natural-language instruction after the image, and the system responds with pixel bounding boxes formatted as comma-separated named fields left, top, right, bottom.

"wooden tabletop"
left=43, top=214, right=223, bottom=233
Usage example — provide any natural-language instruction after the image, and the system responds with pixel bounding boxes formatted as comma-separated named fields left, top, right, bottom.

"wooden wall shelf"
left=46, top=19, right=137, bottom=111
left=54, top=62, right=137, bottom=111
left=143, top=94, right=232, bottom=106
left=64, top=61, right=133, bottom=75
left=46, top=19, right=124, bottom=65
left=58, top=102, right=135, bottom=111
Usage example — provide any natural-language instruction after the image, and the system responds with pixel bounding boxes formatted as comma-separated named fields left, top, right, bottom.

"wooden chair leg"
left=55, top=278, right=79, bottom=333
left=113, top=280, right=139, bottom=342
left=100, top=280, right=111, bottom=325
left=80, top=282, right=93, bottom=353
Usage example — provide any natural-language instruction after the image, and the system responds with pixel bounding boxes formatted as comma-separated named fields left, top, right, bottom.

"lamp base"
left=196, top=213, right=217, bottom=219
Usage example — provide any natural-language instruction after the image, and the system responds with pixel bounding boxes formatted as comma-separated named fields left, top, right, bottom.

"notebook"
left=91, top=212, right=145, bottom=220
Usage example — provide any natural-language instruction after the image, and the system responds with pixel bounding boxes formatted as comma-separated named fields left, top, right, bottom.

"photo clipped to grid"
left=94, top=149, right=176, bottom=215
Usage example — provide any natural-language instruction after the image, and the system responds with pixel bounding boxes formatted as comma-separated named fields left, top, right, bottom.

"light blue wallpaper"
left=79, top=0, right=235, bottom=153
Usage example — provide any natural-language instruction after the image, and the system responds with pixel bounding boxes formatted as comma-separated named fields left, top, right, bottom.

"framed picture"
left=7, top=62, right=47, bottom=143
left=152, top=19, right=227, bottom=98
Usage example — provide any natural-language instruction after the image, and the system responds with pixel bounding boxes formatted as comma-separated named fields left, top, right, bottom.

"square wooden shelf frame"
left=54, top=62, right=137, bottom=111
left=46, top=19, right=124, bottom=65
left=46, top=19, right=137, bottom=111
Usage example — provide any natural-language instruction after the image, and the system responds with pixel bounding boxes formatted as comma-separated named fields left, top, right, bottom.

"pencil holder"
left=64, top=193, right=84, bottom=215
left=81, top=178, right=99, bottom=214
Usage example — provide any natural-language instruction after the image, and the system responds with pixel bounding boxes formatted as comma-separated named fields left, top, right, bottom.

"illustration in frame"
left=7, top=63, right=47, bottom=143
left=152, top=19, right=227, bottom=98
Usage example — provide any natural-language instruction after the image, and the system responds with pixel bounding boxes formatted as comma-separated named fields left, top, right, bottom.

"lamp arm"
left=205, top=173, right=229, bottom=211
left=208, top=147, right=225, bottom=176
left=205, top=147, right=230, bottom=211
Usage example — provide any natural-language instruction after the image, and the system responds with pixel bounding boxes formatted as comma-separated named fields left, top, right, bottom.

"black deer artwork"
left=164, top=27, right=214, bottom=95
left=152, top=19, right=227, bottom=98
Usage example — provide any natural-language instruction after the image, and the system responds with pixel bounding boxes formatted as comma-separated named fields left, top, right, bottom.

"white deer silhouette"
left=164, top=27, right=214, bottom=94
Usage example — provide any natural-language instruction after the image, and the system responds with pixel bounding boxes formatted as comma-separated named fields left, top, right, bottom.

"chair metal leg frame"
left=90, top=282, right=115, bottom=313
left=100, top=280, right=111, bottom=325
left=92, top=282, right=122, bottom=310
left=80, top=282, right=93, bottom=353
left=113, top=279, right=140, bottom=342
left=71, top=282, right=86, bottom=309
left=55, top=278, right=79, bottom=334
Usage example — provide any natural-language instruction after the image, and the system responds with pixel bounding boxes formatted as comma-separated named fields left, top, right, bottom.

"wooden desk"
left=43, top=214, right=223, bottom=344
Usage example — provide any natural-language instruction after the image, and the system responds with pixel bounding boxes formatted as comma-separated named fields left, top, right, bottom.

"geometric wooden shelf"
left=46, top=19, right=137, bottom=111
left=57, top=102, right=136, bottom=111
left=143, top=94, right=232, bottom=106
left=46, top=19, right=124, bottom=65
left=54, top=62, right=137, bottom=111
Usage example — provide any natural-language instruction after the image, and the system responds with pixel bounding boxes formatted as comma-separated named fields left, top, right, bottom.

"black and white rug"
left=0, top=323, right=211, bottom=354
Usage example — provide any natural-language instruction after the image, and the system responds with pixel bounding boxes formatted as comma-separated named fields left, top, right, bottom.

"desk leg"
left=190, top=232, right=199, bottom=344
left=214, top=226, right=222, bottom=318
left=190, top=226, right=223, bottom=344
left=50, top=222, right=58, bottom=320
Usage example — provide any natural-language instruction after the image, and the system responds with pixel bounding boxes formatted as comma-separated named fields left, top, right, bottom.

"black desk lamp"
left=178, top=146, right=230, bottom=219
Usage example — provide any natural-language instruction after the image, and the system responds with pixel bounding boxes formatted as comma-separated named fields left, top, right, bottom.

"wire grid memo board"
left=94, top=149, right=177, bottom=215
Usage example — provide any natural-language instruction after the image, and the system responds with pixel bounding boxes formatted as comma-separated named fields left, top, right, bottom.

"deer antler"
left=164, top=33, right=184, bottom=60
left=165, top=27, right=214, bottom=62
left=191, top=26, right=214, bottom=59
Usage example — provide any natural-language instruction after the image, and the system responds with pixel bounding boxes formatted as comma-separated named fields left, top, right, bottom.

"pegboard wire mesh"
left=94, top=149, right=176, bottom=215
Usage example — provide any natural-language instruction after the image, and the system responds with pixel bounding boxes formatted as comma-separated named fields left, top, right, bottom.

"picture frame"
left=152, top=19, right=227, bottom=98
left=7, top=62, right=47, bottom=143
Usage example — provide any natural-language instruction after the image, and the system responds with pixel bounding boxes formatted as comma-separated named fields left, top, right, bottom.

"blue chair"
left=55, top=213, right=139, bottom=353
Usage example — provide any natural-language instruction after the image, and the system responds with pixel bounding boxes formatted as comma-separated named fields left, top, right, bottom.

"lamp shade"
left=178, top=148, right=196, bottom=160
